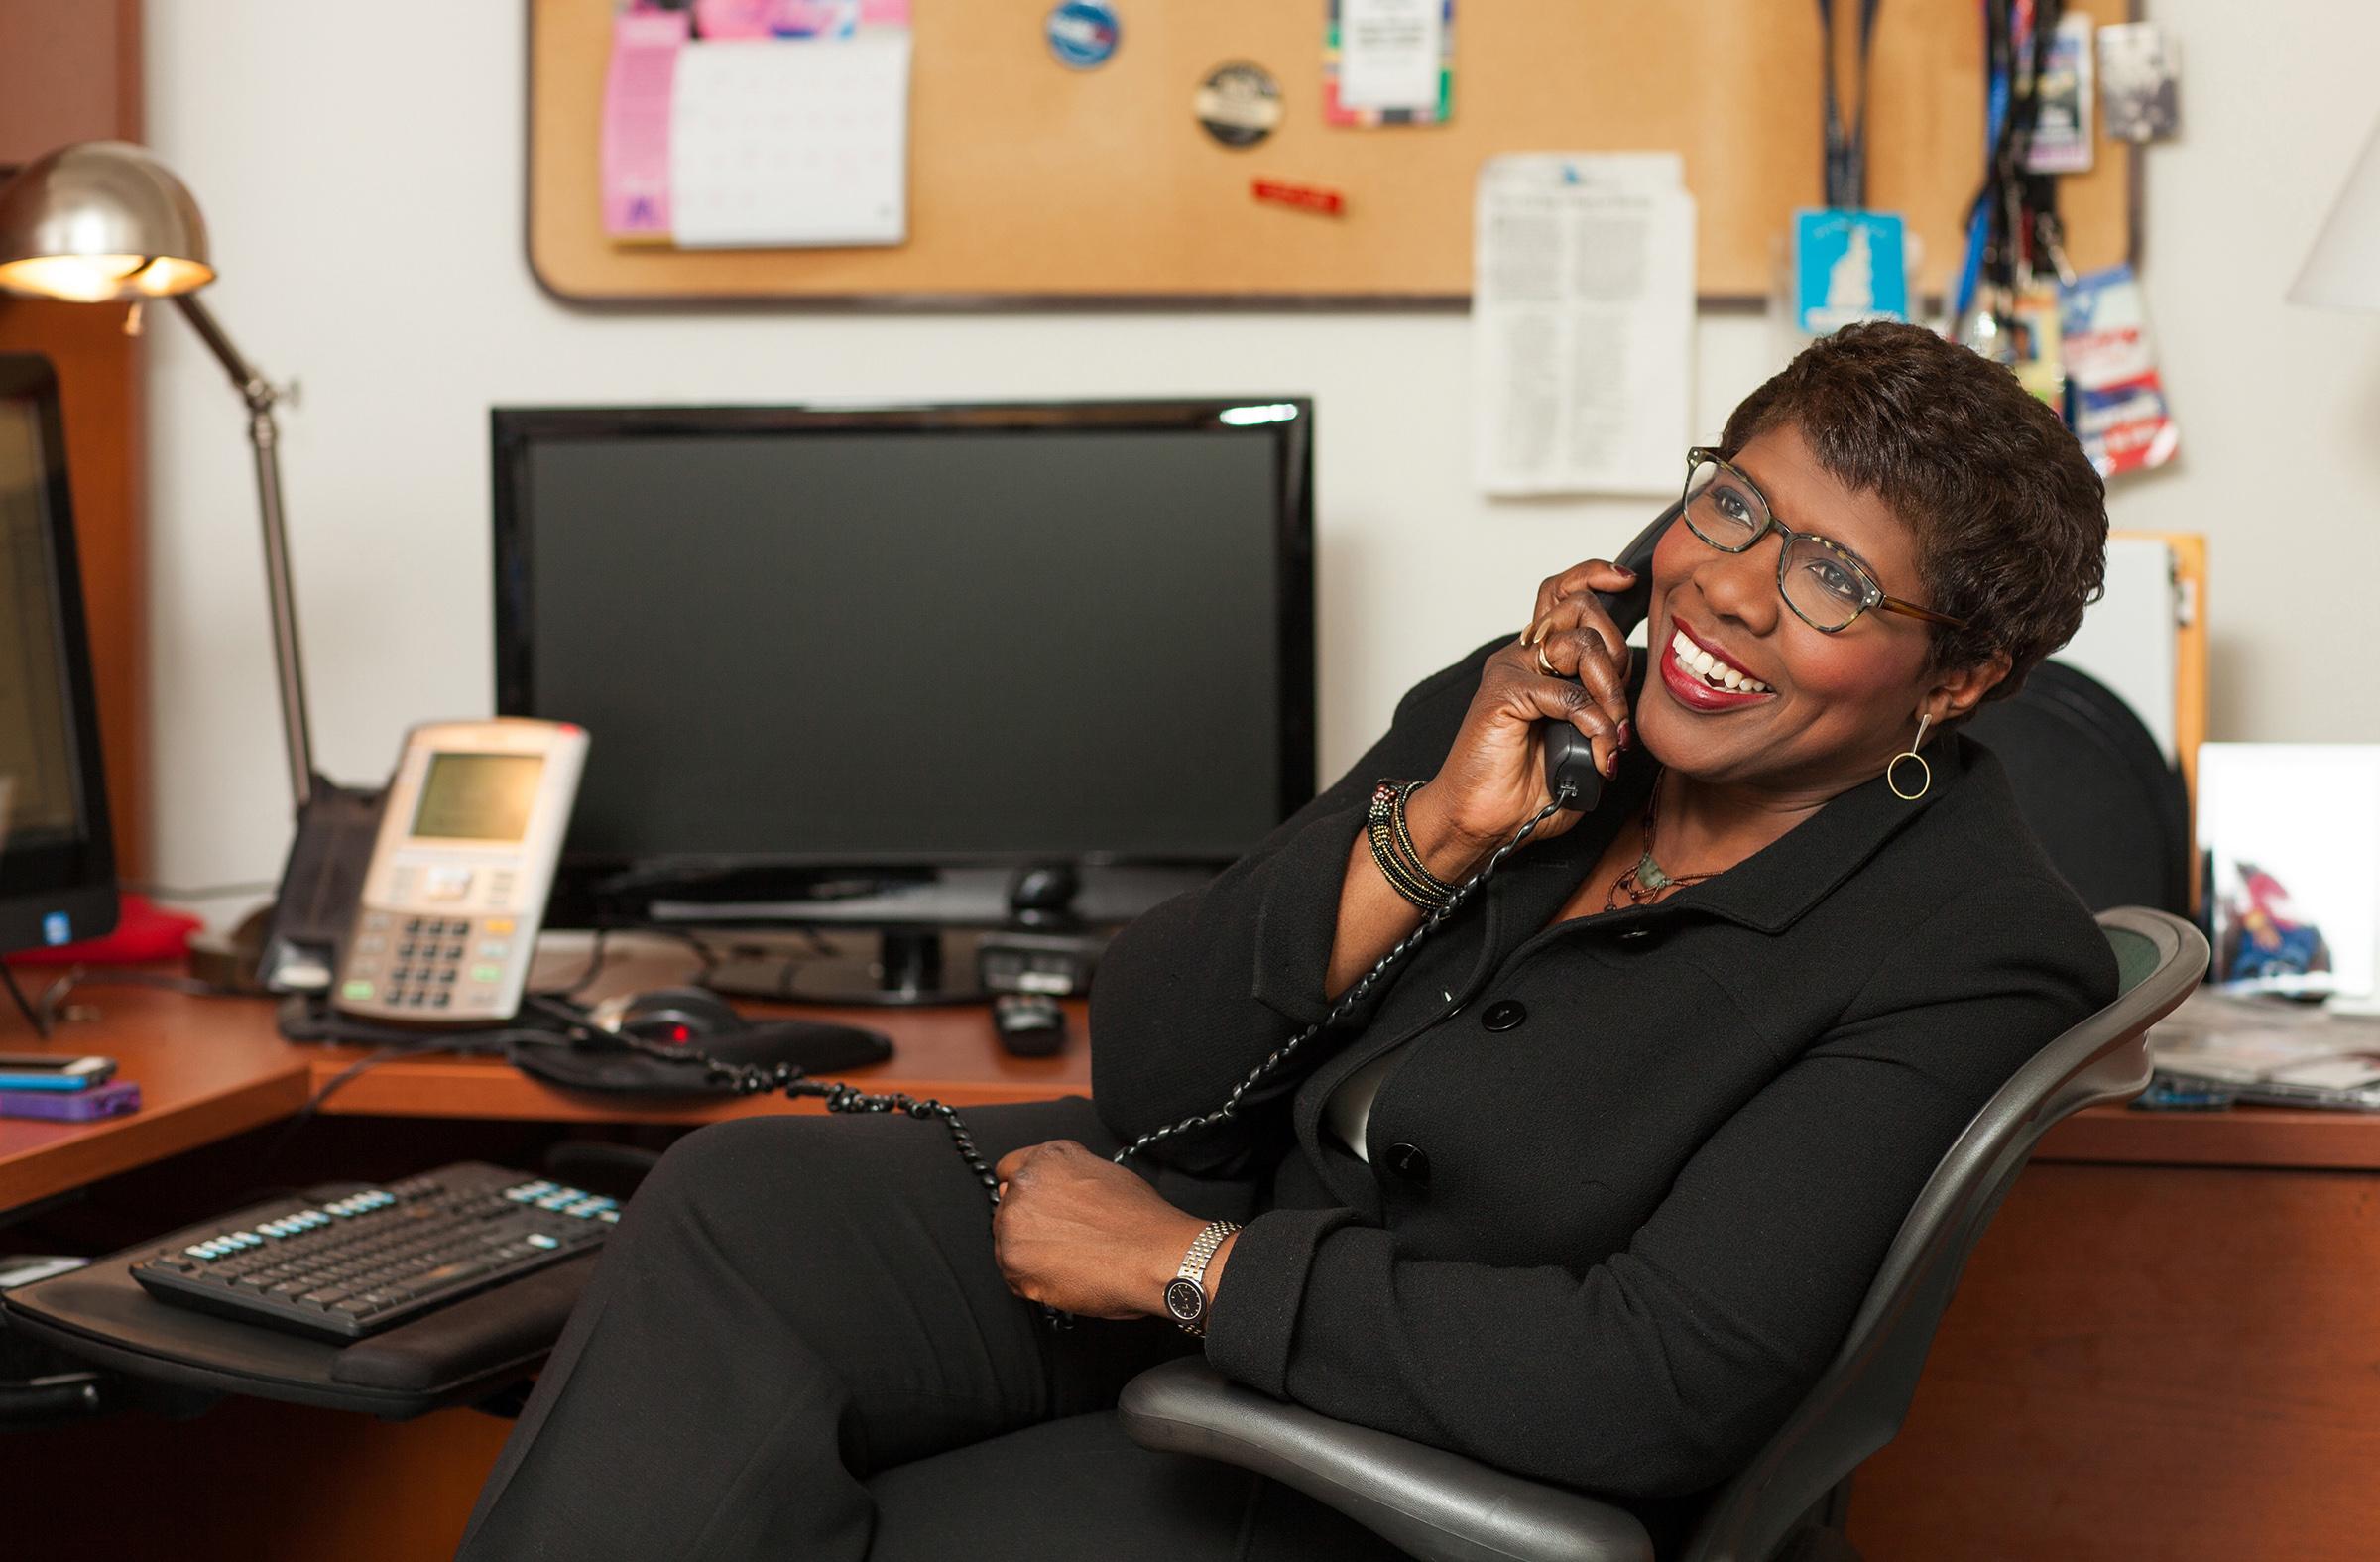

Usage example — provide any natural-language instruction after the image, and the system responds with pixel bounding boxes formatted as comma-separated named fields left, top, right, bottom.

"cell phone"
left=0, top=1053, right=115, bottom=1092
left=0, top=1080, right=140, bottom=1121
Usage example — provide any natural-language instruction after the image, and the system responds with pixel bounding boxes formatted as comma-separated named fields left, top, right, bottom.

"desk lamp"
left=0, top=141, right=360, bottom=991
left=0, top=140, right=316, bottom=809
left=2293, top=115, right=2380, bottom=309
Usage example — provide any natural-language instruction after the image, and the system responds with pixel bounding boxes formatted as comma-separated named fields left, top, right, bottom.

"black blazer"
left=1090, top=638, right=2115, bottom=1502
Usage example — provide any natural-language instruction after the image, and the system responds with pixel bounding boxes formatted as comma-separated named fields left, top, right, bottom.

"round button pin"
left=1045, top=1, right=1120, bottom=69
left=1195, top=60, right=1282, bottom=149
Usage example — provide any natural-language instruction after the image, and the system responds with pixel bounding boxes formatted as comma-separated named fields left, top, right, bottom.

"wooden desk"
left=6, top=970, right=2380, bottom=1561
left=16, top=966, right=2376, bottom=1207
left=1, top=954, right=1090, bottom=1215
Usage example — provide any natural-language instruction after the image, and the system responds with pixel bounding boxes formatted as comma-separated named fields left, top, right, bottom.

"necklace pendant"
left=1634, top=851, right=1671, bottom=894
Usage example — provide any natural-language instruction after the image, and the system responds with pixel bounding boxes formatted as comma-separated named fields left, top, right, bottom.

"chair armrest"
left=1117, top=1358, right=1656, bottom=1562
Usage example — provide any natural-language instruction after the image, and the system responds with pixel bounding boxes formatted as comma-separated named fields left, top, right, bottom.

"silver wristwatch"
left=1163, top=1219, right=1241, bottom=1337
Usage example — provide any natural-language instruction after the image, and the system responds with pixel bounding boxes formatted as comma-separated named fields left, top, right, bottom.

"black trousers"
left=457, top=1098, right=1403, bottom=1560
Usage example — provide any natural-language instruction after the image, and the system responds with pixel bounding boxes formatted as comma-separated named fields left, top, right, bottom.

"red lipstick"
left=1659, top=650, right=1774, bottom=712
left=1657, top=616, right=1777, bottom=713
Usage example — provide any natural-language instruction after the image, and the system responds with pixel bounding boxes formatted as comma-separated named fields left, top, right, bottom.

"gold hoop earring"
left=1886, top=712, right=1933, bottom=801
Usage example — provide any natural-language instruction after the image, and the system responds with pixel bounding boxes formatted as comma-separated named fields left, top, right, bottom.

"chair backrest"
left=1680, top=905, right=2207, bottom=1562
left=1966, top=661, right=2193, bottom=916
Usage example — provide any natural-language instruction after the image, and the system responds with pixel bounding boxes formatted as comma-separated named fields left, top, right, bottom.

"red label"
left=1251, top=180, right=1345, bottom=215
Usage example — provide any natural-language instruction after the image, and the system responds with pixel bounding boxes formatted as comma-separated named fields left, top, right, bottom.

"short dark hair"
left=1718, top=320, right=2106, bottom=706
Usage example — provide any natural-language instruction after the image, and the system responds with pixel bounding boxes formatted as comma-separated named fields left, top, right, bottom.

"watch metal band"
left=1164, top=1218, right=1241, bottom=1337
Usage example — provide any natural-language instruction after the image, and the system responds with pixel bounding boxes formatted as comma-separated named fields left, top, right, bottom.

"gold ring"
left=1534, top=644, right=1558, bottom=677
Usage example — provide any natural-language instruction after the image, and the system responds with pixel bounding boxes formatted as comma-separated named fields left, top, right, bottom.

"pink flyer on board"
left=601, top=9, right=688, bottom=239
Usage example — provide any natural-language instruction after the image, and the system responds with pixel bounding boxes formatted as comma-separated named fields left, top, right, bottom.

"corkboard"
left=526, top=0, right=2136, bottom=307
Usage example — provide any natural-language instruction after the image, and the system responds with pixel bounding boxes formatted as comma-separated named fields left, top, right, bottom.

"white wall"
left=141, top=0, right=2380, bottom=903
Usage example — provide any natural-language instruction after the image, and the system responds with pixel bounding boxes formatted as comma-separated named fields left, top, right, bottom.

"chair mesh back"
left=1680, top=907, right=2207, bottom=1562
left=1966, top=662, right=2191, bottom=916
left=2107, top=925, right=2161, bottom=995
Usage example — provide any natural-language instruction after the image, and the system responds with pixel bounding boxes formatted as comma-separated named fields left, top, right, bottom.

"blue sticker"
left=42, top=911, right=70, bottom=946
left=1793, top=210, right=1910, bottom=334
left=1046, top=1, right=1120, bottom=69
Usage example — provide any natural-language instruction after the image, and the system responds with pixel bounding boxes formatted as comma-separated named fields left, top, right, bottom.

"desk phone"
left=333, top=719, right=587, bottom=1023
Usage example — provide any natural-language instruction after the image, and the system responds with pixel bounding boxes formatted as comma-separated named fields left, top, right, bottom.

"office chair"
left=1965, top=661, right=2192, bottom=916
left=1118, top=905, right=2208, bottom=1562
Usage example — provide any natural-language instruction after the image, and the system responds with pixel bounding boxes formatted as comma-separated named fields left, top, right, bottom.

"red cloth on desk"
left=7, top=895, right=201, bottom=966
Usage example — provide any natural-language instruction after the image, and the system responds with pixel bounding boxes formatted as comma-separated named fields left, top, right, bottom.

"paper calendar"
left=667, top=33, right=911, bottom=249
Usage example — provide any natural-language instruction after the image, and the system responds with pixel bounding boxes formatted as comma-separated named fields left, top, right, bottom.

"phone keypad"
left=339, top=912, right=519, bottom=1017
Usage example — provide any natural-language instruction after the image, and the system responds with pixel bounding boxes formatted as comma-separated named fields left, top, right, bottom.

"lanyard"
left=1955, top=0, right=2066, bottom=319
left=1818, top=0, right=1883, bottom=209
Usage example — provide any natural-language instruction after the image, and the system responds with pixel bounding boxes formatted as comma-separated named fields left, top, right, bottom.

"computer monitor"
left=492, top=397, right=1314, bottom=996
left=0, top=354, right=117, bottom=958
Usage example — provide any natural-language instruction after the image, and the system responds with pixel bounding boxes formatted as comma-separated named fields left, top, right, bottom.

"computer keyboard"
left=130, top=1163, right=618, bottom=1343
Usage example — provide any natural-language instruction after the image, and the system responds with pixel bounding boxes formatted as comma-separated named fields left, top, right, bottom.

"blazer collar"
left=1492, top=711, right=1971, bottom=940
left=1674, top=735, right=1969, bottom=933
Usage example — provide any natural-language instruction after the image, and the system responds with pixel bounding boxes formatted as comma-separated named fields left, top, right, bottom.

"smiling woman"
left=462, top=323, right=2120, bottom=1560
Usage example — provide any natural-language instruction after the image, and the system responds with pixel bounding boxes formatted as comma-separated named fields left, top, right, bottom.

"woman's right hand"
left=1405, top=558, right=1639, bottom=866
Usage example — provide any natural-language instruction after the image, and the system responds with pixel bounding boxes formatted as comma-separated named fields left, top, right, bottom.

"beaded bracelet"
left=1367, top=780, right=1459, bottom=912
left=1368, top=808, right=1448, bottom=911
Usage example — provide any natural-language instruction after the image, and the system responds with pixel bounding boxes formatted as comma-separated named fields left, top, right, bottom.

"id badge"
left=2059, top=264, right=2179, bottom=477
left=2024, top=14, right=2095, bottom=175
left=2007, top=285, right=2067, bottom=409
left=2098, top=22, right=2180, bottom=143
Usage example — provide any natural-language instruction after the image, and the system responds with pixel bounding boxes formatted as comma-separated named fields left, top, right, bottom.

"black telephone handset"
left=1541, top=503, right=1678, bottom=811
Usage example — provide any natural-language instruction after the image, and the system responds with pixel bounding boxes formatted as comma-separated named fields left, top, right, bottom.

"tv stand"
left=703, top=926, right=985, bottom=1007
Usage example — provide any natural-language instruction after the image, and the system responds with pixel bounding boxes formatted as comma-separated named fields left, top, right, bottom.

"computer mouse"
left=590, top=986, right=893, bottom=1075
left=604, top=986, right=744, bottom=1043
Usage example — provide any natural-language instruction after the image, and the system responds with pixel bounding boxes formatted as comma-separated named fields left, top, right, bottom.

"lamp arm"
left=171, top=291, right=316, bottom=809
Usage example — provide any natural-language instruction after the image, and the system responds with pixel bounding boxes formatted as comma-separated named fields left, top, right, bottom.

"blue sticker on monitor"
left=42, top=911, right=70, bottom=946
left=1046, top=1, right=1120, bottom=69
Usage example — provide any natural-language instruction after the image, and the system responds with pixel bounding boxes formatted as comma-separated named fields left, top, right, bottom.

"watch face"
left=1164, top=1277, right=1206, bottom=1324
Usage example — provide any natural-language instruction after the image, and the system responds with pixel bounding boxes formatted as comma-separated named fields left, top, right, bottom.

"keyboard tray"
left=0, top=1182, right=598, bottom=1419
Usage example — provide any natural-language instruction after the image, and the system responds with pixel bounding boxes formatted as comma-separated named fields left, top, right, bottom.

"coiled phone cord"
left=567, top=787, right=1573, bottom=1322
left=585, top=787, right=1573, bottom=1185
left=1103, top=788, right=1573, bottom=1166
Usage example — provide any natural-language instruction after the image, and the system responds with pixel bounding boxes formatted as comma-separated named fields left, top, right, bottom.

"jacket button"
left=1482, top=1000, right=1527, bottom=1032
left=1384, top=1142, right=1431, bottom=1184
left=1618, top=928, right=1651, bottom=942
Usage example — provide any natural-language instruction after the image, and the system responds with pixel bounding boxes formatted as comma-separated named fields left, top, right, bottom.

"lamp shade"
left=0, top=140, right=215, bottom=303
left=2293, top=117, right=2380, bottom=310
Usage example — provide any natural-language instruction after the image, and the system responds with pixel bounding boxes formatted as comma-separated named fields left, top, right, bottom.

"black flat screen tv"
left=491, top=397, right=1315, bottom=942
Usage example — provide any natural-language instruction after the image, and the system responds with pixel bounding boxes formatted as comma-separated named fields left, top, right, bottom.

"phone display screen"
left=0, top=1053, right=81, bottom=1071
left=410, top=753, right=545, bottom=842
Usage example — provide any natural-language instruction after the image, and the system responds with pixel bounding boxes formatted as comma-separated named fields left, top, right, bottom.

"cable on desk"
left=1, top=962, right=49, bottom=1039
left=300, top=1042, right=438, bottom=1118
left=537, top=926, right=613, bottom=1000
left=29, top=966, right=245, bottom=1033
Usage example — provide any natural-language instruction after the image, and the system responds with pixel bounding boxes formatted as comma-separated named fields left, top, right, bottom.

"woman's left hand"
left=992, top=1140, right=1208, bottom=1320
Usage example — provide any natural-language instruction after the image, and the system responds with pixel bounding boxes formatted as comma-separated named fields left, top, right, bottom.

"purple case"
left=0, top=1080, right=141, bottom=1122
